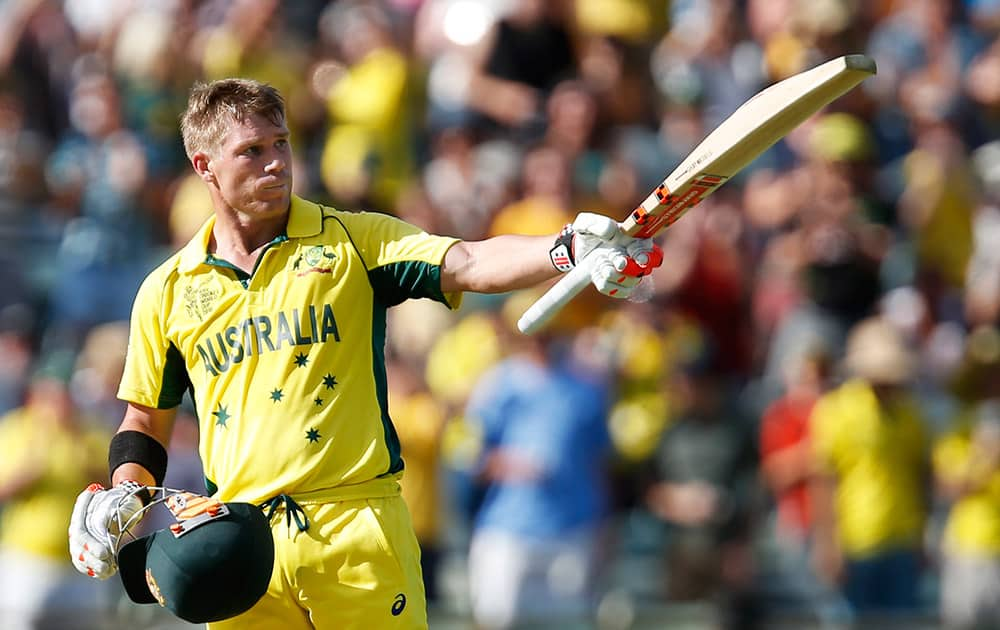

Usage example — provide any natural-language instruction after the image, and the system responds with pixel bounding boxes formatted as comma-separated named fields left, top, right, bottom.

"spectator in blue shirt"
left=464, top=307, right=614, bottom=630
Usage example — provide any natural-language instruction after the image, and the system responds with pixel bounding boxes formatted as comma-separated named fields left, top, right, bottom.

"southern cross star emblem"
left=306, top=428, right=321, bottom=443
left=213, top=404, right=231, bottom=428
left=322, top=374, right=338, bottom=390
left=294, top=353, right=309, bottom=368
left=270, top=389, right=283, bottom=402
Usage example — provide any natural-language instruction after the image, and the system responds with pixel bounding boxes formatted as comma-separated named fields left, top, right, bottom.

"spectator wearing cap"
left=809, top=316, right=931, bottom=620
left=0, top=351, right=113, bottom=629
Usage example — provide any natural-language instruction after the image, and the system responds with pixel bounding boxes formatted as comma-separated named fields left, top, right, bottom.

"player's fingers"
left=591, top=258, right=640, bottom=297
left=69, top=483, right=123, bottom=579
left=70, top=483, right=102, bottom=531
left=625, top=238, right=657, bottom=259
left=574, top=213, right=620, bottom=240
left=70, top=527, right=115, bottom=578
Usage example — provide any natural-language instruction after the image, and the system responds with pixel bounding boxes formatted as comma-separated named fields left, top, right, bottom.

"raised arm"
left=440, top=213, right=662, bottom=298
left=441, top=235, right=558, bottom=294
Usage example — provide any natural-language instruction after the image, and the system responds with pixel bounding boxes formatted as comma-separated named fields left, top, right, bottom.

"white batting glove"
left=69, top=481, right=146, bottom=579
left=549, top=213, right=663, bottom=299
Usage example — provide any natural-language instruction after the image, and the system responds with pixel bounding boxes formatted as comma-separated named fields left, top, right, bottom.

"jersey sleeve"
left=118, top=267, right=191, bottom=409
left=337, top=211, right=462, bottom=309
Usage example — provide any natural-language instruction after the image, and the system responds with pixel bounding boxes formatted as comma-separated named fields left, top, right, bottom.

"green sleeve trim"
left=368, top=260, right=448, bottom=307
left=156, top=342, right=191, bottom=409
left=371, top=304, right=403, bottom=475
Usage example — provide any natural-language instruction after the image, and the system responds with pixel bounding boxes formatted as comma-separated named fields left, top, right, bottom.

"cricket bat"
left=517, top=54, right=877, bottom=334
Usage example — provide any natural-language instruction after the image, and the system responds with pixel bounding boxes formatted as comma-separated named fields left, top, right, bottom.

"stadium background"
left=1, top=0, right=998, bottom=628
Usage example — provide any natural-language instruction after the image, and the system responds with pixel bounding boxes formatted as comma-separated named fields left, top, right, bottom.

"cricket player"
left=67, top=78, right=659, bottom=629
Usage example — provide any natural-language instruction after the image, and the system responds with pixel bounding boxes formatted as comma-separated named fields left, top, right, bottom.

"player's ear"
left=191, top=152, right=215, bottom=184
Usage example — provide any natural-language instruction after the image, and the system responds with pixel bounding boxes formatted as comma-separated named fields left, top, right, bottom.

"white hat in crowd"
left=844, top=316, right=916, bottom=385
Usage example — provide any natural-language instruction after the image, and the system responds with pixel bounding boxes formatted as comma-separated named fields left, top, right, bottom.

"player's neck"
left=210, top=208, right=288, bottom=271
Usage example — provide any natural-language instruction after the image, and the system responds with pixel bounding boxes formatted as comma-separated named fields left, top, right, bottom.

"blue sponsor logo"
left=391, top=593, right=406, bottom=616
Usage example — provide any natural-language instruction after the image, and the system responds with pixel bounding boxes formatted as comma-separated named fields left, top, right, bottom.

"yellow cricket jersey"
left=933, top=417, right=1000, bottom=556
left=810, top=379, right=929, bottom=557
left=118, top=196, right=461, bottom=505
left=0, top=409, right=109, bottom=559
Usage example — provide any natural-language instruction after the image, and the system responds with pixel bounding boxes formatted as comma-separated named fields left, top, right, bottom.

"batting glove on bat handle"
left=548, top=213, right=622, bottom=272
left=68, top=481, right=146, bottom=579
left=520, top=245, right=661, bottom=334
left=617, top=243, right=664, bottom=277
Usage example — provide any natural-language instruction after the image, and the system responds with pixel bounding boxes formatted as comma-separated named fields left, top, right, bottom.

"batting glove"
left=69, top=481, right=146, bottom=579
left=549, top=213, right=663, bottom=298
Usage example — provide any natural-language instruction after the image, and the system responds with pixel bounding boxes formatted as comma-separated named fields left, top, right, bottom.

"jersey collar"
left=177, top=195, right=323, bottom=273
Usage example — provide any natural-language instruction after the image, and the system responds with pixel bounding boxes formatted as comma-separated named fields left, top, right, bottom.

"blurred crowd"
left=2, top=0, right=1000, bottom=628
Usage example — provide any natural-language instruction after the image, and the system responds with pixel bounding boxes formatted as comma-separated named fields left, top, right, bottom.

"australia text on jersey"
left=195, top=304, right=341, bottom=376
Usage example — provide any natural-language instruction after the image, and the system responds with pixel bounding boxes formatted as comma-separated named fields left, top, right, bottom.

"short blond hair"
left=179, top=78, right=285, bottom=159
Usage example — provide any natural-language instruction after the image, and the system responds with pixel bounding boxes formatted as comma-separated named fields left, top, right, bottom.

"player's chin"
left=255, top=186, right=290, bottom=207
left=258, top=180, right=288, bottom=195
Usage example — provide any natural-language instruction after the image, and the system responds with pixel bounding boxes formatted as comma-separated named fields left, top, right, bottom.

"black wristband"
left=109, top=430, right=168, bottom=487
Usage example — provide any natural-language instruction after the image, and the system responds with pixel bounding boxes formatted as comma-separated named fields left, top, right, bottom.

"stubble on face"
left=211, top=113, right=293, bottom=221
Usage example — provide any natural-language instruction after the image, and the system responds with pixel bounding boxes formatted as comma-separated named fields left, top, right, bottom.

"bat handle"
left=517, top=260, right=593, bottom=335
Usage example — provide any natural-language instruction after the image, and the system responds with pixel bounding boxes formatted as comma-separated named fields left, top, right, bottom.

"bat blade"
left=518, top=54, right=877, bottom=335
left=624, top=54, right=876, bottom=239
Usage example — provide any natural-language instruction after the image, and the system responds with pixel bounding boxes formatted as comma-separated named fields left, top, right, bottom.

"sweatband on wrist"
left=109, top=430, right=168, bottom=487
left=117, top=478, right=153, bottom=507
left=549, top=224, right=576, bottom=272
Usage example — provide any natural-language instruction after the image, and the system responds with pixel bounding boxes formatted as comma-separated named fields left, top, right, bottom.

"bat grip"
left=517, top=261, right=593, bottom=335
left=618, top=244, right=664, bottom=277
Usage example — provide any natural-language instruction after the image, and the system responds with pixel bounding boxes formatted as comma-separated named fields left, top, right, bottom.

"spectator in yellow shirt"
left=0, top=351, right=112, bottom=630
left=934, top=398, right=1000, bottom=629
left=810, top=316, right=930, bottom=618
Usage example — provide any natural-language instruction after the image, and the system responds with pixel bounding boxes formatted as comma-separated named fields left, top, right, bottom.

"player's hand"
left=549, top=213, right=663, bottom=299
left=69, top=481, right=146, bottom=579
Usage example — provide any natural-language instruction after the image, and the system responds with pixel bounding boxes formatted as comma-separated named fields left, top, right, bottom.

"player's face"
left=209, top=113, right=292, bottom=218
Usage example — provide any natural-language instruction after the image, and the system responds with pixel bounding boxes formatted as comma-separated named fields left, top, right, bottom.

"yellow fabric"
left=167, top=173, right=213, bottom=246
left=904, top=147, right=975, bottom=288
left=0, top=408, right=109, bottom=559
left=810, top=380, right=929, bottom=556
left=608, top=391, right=671, bottom=462
left=199, top=26, right=311, bottom=149
left=574, top=0, right=666, bottom=41
left=321, top=47, right=413, bottom=207
left=391, top=391, right=447, bottom=542
left=208, top=494, right=426, bottom=629
left=424, top=313, right=502, bottom=406
left=118, top=196, right=460, bottom=506
left=487, top=196, right=572, bottom=238
left=933, top=420, right=1000, bottom=555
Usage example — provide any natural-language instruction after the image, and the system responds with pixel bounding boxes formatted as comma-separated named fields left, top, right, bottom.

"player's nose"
left=264, top=157, right=285, bottom=173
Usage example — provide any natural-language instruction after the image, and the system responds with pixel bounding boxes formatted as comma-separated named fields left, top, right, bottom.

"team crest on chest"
left=182, top=278, right=222, bottom=321
left=292, top=245, right=337, bottom=276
